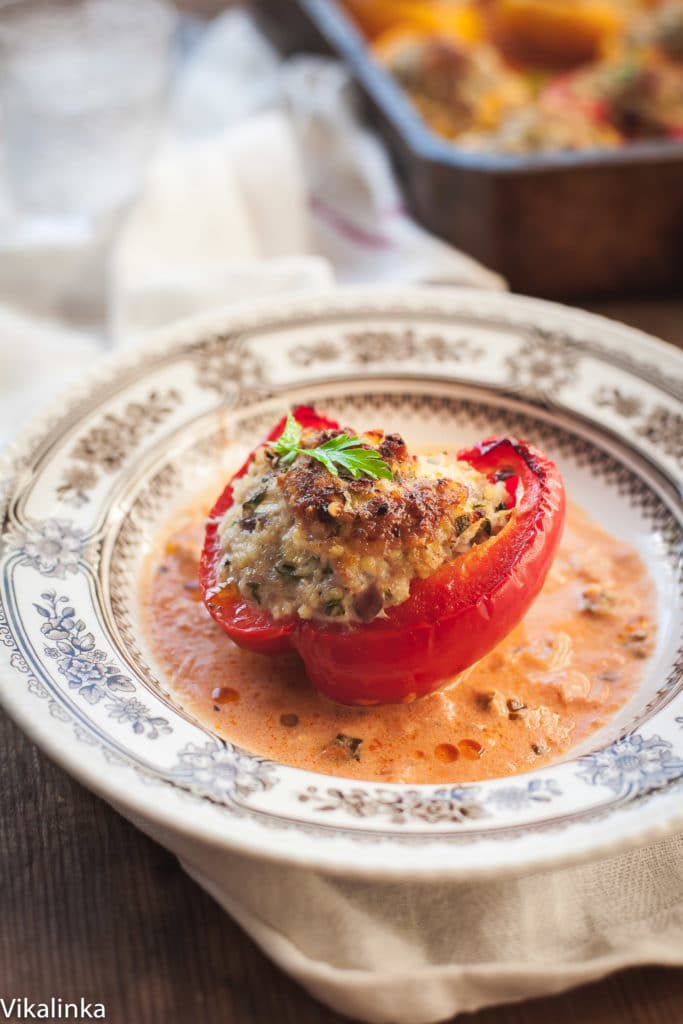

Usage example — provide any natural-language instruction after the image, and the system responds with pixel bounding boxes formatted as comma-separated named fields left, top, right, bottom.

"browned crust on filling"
left=278, top=428, right=470, bottom=548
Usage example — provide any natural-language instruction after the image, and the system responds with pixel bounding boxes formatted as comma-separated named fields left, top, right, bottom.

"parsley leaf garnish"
left=268, top=413, right=394, bottom=481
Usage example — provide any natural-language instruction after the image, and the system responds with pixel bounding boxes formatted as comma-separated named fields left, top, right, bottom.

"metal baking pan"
left=253, top=0, right=683, bottom=299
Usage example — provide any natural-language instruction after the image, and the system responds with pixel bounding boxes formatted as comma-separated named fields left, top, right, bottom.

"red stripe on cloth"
left=309, top=195, right=395, bottom=250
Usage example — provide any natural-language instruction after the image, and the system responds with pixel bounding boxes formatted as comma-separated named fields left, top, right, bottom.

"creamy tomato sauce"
left=140, top=488, right=656, bottom=784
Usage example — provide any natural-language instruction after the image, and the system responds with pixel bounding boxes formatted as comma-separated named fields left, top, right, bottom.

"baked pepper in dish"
left=199, top=406, right=566, bottom=705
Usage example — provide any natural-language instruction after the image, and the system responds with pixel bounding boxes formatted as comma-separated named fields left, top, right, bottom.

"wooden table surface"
left=1, top=300, right=682, bottom=1023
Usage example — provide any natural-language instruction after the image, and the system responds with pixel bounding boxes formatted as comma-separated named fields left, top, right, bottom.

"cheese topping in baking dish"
left=216, top=427, right=512, bottom=624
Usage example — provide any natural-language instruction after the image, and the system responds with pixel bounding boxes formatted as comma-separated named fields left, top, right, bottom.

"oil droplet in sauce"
left=458, top=738, right=484, bottom=760
left=211, top=686, right=240, bottom=705
left=434, top=743, right=460, bottom=763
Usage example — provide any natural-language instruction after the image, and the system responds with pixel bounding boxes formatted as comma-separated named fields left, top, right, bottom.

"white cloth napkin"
left=0, top=8, right=681, bottom=1022
left=0, top=306, right=95, bottom=448
left=112, top=45, right=503, bottom=339
left=0, top=10, right=502, bottom=447
left=111, top=113, right=333, bottom=338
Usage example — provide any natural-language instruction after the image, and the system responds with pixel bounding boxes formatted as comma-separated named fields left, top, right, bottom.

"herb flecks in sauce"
left=332, top=734, right=364, bottom=761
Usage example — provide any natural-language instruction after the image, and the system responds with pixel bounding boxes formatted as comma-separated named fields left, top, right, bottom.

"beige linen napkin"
left=121, top=814, right=682, bottom=1024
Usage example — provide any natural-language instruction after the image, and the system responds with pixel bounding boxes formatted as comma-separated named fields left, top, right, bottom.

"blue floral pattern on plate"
left=4, top=518, right=87, bottom=578
left=576, top=734, right=683, bottom=798
left=36, top=590, right=172, bottom=739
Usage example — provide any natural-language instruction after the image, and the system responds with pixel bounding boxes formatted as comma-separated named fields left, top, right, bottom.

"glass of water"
left=0, top=0, right=176, bottom=218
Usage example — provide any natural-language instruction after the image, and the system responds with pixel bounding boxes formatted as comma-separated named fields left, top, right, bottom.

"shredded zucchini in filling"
left=215, top=427, right=513, bottom=624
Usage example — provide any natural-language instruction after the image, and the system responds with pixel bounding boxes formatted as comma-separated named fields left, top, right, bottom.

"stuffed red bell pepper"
left=199, top=405, right=565, bottom=705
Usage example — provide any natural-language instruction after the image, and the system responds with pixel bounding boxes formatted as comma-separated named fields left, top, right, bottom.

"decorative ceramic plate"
left=1, top=287, right=681, bottom=880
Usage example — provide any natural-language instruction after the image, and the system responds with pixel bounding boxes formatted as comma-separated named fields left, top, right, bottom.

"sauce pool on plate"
left=140, top=486, right=655, bottom=785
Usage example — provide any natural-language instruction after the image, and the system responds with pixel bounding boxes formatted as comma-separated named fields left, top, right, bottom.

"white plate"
left=1, top=286, right=681, bottom=880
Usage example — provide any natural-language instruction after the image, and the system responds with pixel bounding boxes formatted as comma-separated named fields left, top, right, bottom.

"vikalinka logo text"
left=0, top=998, right=105, bottom=1020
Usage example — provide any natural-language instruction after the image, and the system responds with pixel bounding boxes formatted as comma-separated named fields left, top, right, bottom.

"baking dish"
left=253, top=0, right=683, bottom=299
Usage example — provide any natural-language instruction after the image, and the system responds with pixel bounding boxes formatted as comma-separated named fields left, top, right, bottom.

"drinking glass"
left=0, top=0, right=176, bottom=218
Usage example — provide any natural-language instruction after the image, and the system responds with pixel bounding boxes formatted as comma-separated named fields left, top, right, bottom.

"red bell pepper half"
left=199, top=406, right=566, bottom=705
